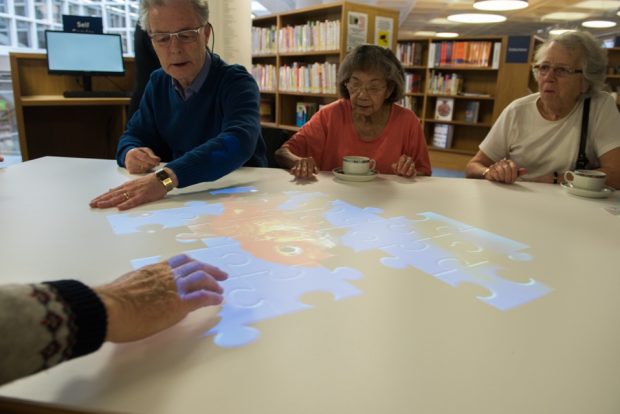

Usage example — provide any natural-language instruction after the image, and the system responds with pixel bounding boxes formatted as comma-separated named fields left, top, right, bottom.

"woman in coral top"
left=275, top=44, right=431, bottom=179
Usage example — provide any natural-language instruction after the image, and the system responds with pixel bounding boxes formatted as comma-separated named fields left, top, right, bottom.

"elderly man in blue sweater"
left=90, top=0, right=266, bottom=210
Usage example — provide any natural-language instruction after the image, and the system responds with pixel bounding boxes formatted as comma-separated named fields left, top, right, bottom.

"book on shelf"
left=432, top=123, right=454, bottom=149
left=464, top=101, right=480, bottom=123
left=259, top=100, right=274, bottom=122
left=491, top=42, right=502, bottom=69
left=397, top=42, right=423, bottom=66
left=434, top=98, right=454, bottom=121
left=405, top=72, right=423, bottom=93
left=295, top=102, right=318, bottom=127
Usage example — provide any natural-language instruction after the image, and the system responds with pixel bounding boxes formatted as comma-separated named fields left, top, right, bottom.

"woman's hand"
left=95, top=254, right=228, bottom=343
left=392, top=154, right=416, bottom=177
left=483, top=159, right=527, bottom=184
left=89, top=173, right=168, bottom=210
left=125, top=147, right=161, bottom=174
left=290, top=157, right=319, bottom=179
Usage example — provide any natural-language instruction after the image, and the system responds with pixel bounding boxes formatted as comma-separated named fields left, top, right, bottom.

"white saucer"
left=560, top=181, right=615, bottom=199
left=332, top=168, right=378, bottom=182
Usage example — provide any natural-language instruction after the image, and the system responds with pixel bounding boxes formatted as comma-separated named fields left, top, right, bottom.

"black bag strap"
left=576, top=97, right=591, bottom=170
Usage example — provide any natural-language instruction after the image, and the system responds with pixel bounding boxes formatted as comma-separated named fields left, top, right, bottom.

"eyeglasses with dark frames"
left=532, top=64, right=583, bottom=78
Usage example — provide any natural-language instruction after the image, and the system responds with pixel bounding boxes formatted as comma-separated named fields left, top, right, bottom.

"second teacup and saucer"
left=333, top=155, right=378, bottom=182
left=561, top=169, right=615, bottom=199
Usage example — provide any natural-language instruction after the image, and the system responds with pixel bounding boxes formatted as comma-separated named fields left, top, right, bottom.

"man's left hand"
left=89, top=173, right=168, bottom=210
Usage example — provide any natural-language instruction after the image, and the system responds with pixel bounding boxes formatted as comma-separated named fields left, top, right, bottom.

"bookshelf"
left=251, top=1, right=400, bottom=132
left=606, top=47, right=620, bottom=107
left=396, top=36, right=537, bottom=171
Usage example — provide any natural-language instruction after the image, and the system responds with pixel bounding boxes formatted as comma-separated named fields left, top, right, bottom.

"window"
left=1, top=0, right=140, bottom=54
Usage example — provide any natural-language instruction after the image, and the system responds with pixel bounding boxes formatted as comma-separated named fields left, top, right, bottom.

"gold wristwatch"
left=155, top=168, right=174, bottom=192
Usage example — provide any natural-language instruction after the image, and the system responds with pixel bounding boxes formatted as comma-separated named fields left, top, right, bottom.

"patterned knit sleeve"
left=0, top=280, right=107, bottom=385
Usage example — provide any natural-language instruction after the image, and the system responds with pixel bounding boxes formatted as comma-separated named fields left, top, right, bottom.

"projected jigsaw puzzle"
left=107, top=188, right=552, bottom=348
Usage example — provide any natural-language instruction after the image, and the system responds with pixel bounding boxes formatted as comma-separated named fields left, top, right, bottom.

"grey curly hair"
left=533, top=31, right=607, bottom=93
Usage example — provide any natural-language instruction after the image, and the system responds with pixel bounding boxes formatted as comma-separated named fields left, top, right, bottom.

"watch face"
left=155, top=169, right=173, bottom=191
left=156, top=169, right=170, bottom=180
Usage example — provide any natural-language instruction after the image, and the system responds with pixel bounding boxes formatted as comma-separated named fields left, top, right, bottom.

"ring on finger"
left=123, top=191, right=130, bottom=200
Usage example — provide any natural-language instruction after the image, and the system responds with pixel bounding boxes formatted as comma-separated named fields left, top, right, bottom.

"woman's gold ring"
left=123, top=192, right=130, bottom=200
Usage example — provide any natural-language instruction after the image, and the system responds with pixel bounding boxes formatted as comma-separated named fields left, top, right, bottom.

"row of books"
left=427, top=71, right=463, bottom=95
left=397, top=96, right=418, bottom=113
left=279, top=62, right=338, bottom=94
left=251, top=64, right=277, bottom=92
left=278, top=20, right=341, bottom=53
left=405, top=72, right=423, bottom=93
left=428, top=41, right=501, bottom=68
left=252, top=26, right=277, bottom=55
left=397, top=42, right=423, bottom=66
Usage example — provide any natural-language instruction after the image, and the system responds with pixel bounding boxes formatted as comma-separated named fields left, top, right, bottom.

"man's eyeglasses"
left=345, top=81, right=387, bottom=96
left=150, top=26, right=203, bottom=45
left=532, top=64, right=583, bottom=78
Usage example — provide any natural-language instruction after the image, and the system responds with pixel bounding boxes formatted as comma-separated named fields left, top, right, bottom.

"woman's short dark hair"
left=337, top=44, right=405, bottom=103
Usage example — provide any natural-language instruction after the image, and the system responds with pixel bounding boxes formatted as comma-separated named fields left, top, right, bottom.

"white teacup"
left=564, top=169, right=607, bottom=192
left=343, top=156, right=371, bottom=175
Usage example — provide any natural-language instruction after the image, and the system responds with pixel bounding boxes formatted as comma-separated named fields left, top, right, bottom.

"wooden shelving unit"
left=10, top=52, right=135, bottom=160
left=252, top=1, right=400, bottom=132
left=397, top=36, right=537, bottom=171
left=606, top=47, right=620, bottom=106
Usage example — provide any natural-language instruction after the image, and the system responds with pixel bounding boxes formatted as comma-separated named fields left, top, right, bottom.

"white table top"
left=1, top=157, right=620, bottom=414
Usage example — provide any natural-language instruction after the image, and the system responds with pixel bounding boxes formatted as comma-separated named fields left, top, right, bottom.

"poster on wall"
left=209, top=0, right=252, bottom=69
left=374, top=16, right=393, bottom=49
left=347, top=11, right=368, bottom=51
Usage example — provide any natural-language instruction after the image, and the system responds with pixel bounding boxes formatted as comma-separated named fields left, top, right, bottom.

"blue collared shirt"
left=173, top=51, right=211, bottom=101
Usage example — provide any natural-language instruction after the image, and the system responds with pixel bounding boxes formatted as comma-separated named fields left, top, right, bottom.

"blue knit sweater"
left=117, top=53, right=267, bottom=188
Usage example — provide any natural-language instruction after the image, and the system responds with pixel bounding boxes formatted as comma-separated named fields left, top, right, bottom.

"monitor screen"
left=46, top=31, right=125, bottom=76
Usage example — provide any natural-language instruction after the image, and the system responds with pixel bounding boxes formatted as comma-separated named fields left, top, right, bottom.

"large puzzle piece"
left=324, top=202, right=551, bottom=310
left=187, top=237, right=362, bottom=348
left=106, top=187, right=259, bottom=235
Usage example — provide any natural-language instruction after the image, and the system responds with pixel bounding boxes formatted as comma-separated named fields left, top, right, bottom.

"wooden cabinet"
left=396, top=36, right=536, bottom=171
left=251, top=1, right=399, bottom=132
left=10, top=52, right=135, bottom=160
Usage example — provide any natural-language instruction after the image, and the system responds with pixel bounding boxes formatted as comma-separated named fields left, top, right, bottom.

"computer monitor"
left=45, top=30, right=125, bottom=97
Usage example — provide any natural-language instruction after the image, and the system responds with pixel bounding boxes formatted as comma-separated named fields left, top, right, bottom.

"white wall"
left=210, top=0, right=252, bottom=69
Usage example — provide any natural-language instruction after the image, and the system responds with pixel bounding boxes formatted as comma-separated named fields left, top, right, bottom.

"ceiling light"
left=575, top=0, right=620, bottom=9
left=473, top=0, right=528, bottom=11
left=413, top=31, right=437, bottom=37
left=429, top=17, right=454, bottom=25
left=542, top=12, right=590, bottom=21
left=549, top=28, right=577, bottom=35
left=581, top=19, right=617, bottom=27
left=436, top=32, right=459, bottom=38
left=447, top=13, right=507, bottom=23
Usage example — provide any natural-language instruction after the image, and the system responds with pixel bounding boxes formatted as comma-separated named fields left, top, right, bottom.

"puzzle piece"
left=184, top=238, right=362, bottom=348
left=324, top=204, right=550, bottom=310
left=209, top=186, right=258, bottom=195
left=107, top=201, right=224, bottom=234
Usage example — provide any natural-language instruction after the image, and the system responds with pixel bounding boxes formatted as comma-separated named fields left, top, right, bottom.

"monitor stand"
left=63, top=74, right=130, bottom=98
